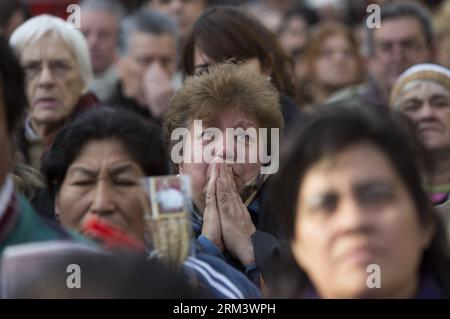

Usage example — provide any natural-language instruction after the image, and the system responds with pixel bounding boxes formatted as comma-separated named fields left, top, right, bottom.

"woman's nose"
left=212, top=137, right=236, bottom=162
left=334, top=197, right=371, bottom=235
left=90, top=181, right=115, bottom=216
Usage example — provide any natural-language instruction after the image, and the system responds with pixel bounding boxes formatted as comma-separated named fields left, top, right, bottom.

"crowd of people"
left=0, top=0, right=450, bottom=299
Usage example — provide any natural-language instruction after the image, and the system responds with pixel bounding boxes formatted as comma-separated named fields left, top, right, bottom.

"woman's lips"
left=335, top=244, right=378, bottom=266
left=338, top=246, right=375, bottom=266
left=419, top=126, right=443, bottom=134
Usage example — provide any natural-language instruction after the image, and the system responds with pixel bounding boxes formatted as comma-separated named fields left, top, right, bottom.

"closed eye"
left=72, top=180, right=94, bottom=186
left=355, top=182, right=394, bottom=205
left=430, top=96, right=450, bottom=108
left=401, top=100, right=421, bottom=112
left=114, top=179, right=137, bottom=186
left=307, top=192, right=338, bottom=214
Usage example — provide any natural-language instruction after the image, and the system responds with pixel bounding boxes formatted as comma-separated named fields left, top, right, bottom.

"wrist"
left=201, top=232, right=224, bottom=251
left=238, top=237, right=255, bottom=266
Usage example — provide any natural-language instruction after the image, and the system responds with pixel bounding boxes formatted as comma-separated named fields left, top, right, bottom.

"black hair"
left=182, top=5, right=296, bottom=99
left=117, top=8, right=178, bottom=56
left=268, top=106, right=450, bottom=298
left=0, top=35, right=27, bottom=134
left=42, top=107, right=169, bottom=197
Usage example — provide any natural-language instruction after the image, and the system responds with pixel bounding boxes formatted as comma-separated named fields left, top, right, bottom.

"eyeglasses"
left=193, top=57, right=242, bottom=76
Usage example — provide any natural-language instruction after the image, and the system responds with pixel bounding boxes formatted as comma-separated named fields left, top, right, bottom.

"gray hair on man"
left=79, top=0, right=126, bottom=20
left=9, top=14, right=93, bottom=91
left=117, top=9, right=179, bottom=56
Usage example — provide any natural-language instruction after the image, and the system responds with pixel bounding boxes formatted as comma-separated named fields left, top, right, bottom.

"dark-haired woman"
left=269, top=107, right=450, bottom=298
left=182, top=5, right=307, bottom=132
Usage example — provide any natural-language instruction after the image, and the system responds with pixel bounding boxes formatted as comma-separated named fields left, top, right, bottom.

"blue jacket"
left=182, top=249, right=262, bottom=299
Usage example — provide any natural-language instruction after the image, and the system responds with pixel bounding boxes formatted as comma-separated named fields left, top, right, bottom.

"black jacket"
left=105, top=81, right=161, bottom=127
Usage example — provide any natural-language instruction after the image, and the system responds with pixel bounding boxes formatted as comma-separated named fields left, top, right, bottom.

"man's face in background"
left=81, top=9, right=120, bottom=74
left=368, top=17, right=432, bottom=96
left=118, top=31, right=177, bottom=106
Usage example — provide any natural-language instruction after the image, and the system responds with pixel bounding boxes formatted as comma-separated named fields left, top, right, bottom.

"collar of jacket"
left=24, top=117, right=41, bottom=142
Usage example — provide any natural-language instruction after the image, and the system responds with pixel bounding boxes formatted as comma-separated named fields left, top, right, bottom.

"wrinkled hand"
left=142, top=63, right=175, bottom=118
left=216, top=164, right=256, bottom=266
left=201, top=161, right=224, bottom=251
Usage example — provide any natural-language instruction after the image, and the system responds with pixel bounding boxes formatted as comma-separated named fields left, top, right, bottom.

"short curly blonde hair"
left=164, top=62, right=283, bottom=160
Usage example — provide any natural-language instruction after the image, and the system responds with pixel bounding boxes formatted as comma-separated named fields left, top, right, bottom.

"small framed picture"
left=141, top=175, right=191, bottom=219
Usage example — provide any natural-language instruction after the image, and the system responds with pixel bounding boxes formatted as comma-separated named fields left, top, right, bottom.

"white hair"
left=9, top=14, right=92, bottom=91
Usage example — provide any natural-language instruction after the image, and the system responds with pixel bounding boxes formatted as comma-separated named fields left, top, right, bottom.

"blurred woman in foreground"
left=269, top=107, right=450, bottom=298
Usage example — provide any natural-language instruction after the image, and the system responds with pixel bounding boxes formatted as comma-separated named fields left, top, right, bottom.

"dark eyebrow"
left=108, top=163, right=140, bottom=176
left=353, top=179, right=392, bottom=194
left=305, top=190, right=339, bottom=211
